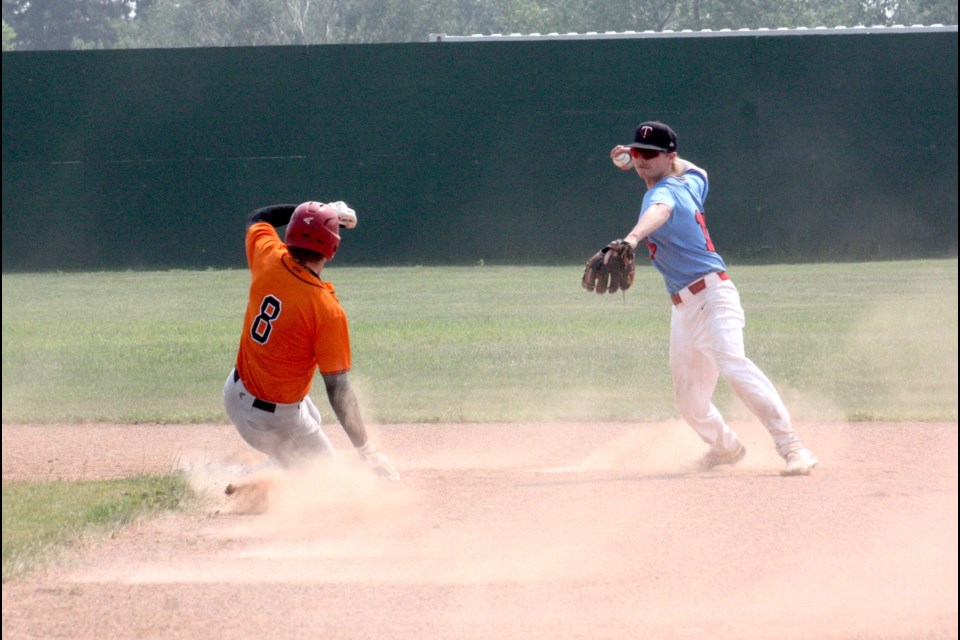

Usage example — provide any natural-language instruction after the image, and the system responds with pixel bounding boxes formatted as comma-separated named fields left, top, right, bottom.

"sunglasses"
left=629, top=148, right=663, bottom=160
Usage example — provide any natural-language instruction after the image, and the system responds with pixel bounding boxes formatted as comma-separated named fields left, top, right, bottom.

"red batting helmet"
left=284, top=202, right=341, bottom=260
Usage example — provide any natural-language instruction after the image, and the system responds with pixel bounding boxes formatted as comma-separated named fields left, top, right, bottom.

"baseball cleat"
left=698, top=442, right=746, bottom=470
left=782, top=449, right=818, bottom=476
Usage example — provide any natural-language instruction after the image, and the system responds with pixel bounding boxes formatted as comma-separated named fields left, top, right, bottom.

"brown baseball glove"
left=582, top=239, right=636, bottom=294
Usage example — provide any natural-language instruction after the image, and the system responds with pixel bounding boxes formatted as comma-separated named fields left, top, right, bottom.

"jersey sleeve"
left=682, top=171, right=709, bottom=202
left=314, top=310, right=352, bottom=375
left=646, top=183, right=678, bottom=210
left=246, top=222, right=282, bottom=269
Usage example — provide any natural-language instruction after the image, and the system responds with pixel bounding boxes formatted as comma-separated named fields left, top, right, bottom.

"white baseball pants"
left=223, top=369, right=335, bottom=467
left=669, top=275, right=803, bottom=458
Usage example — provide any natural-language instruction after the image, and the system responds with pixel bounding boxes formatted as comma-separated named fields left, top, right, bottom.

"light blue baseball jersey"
left=641, top=167, right=727, bottom=295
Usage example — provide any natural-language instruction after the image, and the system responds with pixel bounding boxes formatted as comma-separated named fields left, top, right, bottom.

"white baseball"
left=613, top=151, right=632, bottom=168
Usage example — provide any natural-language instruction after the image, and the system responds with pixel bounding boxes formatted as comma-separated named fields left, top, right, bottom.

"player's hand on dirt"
left=358, top=442, right=400, bottom=482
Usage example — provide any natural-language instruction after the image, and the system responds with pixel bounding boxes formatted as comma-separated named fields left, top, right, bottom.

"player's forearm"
left=624, top=203, right=671, bottom=246
left=322, top=372, right=369, bottom=448
left=246, top=204, right=297, bottom=229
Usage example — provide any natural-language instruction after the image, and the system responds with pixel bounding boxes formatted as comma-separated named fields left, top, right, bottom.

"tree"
left=3, top=18, right=16, bottom=50
left=891, top=0, right=958, bottom=24
left=339, top=0, right=507, bottom=43
left=114, top=0, right=348, bottom=48
left=4, top=0, right=133, bottom=50
left=6, top=0, right=956, bottom=50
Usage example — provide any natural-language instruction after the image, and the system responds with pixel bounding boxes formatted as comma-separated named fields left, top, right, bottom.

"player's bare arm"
left=623, top=202, right=671, bottom=249
left=322, top=372, right=369, bottom=447
left=323, top=372, right=400, bottom=481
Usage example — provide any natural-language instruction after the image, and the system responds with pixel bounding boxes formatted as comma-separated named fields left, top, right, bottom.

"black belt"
left=233, top=368, right=277, bottom=413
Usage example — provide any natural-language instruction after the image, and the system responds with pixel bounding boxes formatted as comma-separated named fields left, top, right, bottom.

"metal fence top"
left=429, top=24, right=958, bottom=42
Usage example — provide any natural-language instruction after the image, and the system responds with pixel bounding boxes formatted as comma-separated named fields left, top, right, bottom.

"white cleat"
left=782, top=449, right=818, bottom=476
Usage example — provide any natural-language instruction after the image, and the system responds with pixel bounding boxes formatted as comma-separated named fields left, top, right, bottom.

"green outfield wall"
left=2, top=29, right=957, bottom=271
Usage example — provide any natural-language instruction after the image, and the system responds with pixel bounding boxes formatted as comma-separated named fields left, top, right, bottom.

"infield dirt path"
left=2, top=420, right=957, bottom=640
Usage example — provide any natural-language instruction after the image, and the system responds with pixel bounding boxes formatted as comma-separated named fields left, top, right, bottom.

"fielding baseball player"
left=222, top=201, right=399, bottom=481
left=602, top=121, right=817, bottom=476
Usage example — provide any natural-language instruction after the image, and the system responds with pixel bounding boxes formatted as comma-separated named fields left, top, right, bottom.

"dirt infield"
left=2, top=420, right=957, bottom=640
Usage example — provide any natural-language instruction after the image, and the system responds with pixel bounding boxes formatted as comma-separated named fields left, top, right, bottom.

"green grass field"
left=2, top=259, right=958, bottom=424
left=1, top=475, right=193, bottom=581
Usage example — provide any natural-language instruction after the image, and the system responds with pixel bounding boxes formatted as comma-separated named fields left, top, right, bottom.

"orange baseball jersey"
left=235, top=222, right=351, bottom=403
